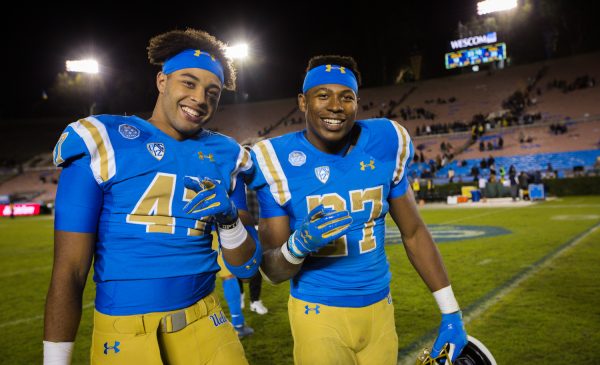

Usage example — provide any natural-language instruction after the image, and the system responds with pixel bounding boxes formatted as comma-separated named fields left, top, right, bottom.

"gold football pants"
left=91, top=292, right=248, bottom=365
left=288, top=293, right=398, bottom=365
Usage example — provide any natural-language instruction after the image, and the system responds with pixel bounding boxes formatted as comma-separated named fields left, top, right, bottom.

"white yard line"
left=439, top=208, right=517, bottom=224
left=397, top=222, right=600, bottom=365
left=0, top=265, right=52, bottom=278
left=0, top=302, right=94, bottom=329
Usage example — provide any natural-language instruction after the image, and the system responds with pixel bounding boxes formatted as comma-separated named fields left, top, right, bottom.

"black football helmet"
left=416, top=336, right=496, bottom=365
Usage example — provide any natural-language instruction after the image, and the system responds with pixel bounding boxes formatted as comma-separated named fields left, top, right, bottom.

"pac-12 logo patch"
left=147, top=143, right=165, bottom=161
left=314, top=166, right=330, bottom=183
left=118, top=124, right=140, bottom=139
left=288, top=151, right=307, bottom=166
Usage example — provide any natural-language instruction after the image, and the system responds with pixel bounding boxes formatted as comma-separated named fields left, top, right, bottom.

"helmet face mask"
left=416, top=336, right=497, bottom=365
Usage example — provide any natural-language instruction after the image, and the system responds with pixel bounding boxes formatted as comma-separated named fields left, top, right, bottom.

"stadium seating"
left=1, top=52, right=599, bottom=202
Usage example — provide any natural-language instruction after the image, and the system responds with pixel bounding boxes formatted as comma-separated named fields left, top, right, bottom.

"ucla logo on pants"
left=209, top=310, right=228, bottom=327
left=104, top=341, right=120, bottom=355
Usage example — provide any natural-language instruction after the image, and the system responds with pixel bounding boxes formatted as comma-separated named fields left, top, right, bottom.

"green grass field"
left=1, top=196, right=599, bottom=364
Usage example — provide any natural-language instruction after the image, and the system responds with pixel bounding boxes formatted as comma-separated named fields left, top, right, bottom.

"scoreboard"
left=445, top=43, right=507, bottom=69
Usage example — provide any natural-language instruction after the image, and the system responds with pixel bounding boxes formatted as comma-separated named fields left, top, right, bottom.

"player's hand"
left=431, top=311, right=468, bottom=362
left=183, top=176, right=238, bottom=225
left=287, top=204, right=352, bottom=258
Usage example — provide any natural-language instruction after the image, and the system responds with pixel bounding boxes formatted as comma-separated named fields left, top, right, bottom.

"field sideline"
left=1, top=196, right=599, bottom=364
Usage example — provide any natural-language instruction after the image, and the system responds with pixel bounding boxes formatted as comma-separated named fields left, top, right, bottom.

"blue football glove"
left=431, top=311, right=468, bottom=363
left=183, top=176, right=238, bottom=225
left=287, top=204, right=353, bottom=258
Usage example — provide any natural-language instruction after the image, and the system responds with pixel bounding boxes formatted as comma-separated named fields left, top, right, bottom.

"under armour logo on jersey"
left=325, top=64, right=346, bottom=74
left=118, top=124, right=140, bottom=139
left=147, top=143, right=165, bottom=161
left=304, top=305, right=320, bottom=315
left=198, top=151, right=215, bottom=162
left=360, top=160, right=375, bottom=170
left=209, top=311, right=228, bottom=327
left=103, top=341, right=120, bottom=355
left=315, top=166, right=330, bottom=183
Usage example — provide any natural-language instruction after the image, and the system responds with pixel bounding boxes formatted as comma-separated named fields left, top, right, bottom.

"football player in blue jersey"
left=43, top=28, right=261, bottom=365
left=249, top=55, right=468, bottom=365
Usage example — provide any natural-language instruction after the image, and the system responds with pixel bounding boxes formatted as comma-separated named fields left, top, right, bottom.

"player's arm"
left=389, top=192, right=449, bottom=290
left=258, top=214, right=300, bottom=284
left=44, top=231, right=94, bottom=349
left=388, top=192, right=467, bottom=361
left=44, top=161, right=101, bottom=364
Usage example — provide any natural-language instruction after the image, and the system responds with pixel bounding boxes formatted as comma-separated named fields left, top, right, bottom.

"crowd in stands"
left=415, top=121, right=469, bottom=136
left=479, top=136, right=503, bottom=151
left=397, top=106, right=436, bottom=121
left=361, top=87, right=417, bottom=120
left=424, top=97, right=457, bottom=105
left=547, top=75, right=596, bottom=93
left=549, top=123, right=568, bottom=135
left=256, top=107, right=299, bottom=137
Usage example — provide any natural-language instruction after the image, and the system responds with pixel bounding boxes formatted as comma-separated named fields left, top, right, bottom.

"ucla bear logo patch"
left=288, top=151, right=307, bottom=166
left=118, top=124, right=140, bottom=139
left=314, top=166, right=330, bottom=184
left=103, top=341, right=120, bottom=355
left=147, top=143, right=165, bottom=161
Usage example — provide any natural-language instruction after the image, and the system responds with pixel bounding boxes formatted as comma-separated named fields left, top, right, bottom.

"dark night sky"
left=2, top=1, right=598, bottom=118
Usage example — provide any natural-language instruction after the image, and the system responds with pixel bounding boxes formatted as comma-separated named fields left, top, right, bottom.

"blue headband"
left=162, top=49, right=225, bottom=84
left=302, top=64, right=358, bottom=94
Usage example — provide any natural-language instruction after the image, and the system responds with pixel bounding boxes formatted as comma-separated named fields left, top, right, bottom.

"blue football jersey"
left=52, top=115, right=252, bottom=314
left=250, top=118, right=414, bottom=307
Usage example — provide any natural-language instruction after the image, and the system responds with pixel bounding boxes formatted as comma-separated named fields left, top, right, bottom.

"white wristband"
left=281, top=241, right=305, bottom=265
left=218, top=218, right=248, bottom=249
left=43, top=341, right=74, bottom=365
left=433, top=285, right=460, bottom=314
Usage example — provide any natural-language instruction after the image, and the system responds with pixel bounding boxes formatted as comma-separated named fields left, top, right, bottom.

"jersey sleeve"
left=245, top=146, right=288, bottom=217
left=248, top=139, right=292, bottom=206
left=228, top=144, right=253, bottom=193
left=388, top=120, right=415, bottom=199
left=54, top=158, right=103, bottom=233
left=230, top=175, right=248, bottom=212
left=53, top=117, right=116, bottom=184
left=256, top=184, right=288, bottom=218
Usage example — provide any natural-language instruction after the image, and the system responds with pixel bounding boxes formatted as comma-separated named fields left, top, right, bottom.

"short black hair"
left=305, top=55, right=362, bottom=86
left=147, top=28, right=236, bottom=90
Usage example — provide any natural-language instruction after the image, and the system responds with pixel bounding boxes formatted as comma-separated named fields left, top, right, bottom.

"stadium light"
left=65, top=59, right=99, bottom=74
left=477, top=0, right=517, bottom=15
left=226, top=44, right=249, bottom=60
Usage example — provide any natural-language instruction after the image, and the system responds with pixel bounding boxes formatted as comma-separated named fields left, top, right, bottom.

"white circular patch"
left=288, top=151, right=307, bottom=166
left=551, top=215, right=600, bottom=221
left=118, top=124, right=140, bottom=139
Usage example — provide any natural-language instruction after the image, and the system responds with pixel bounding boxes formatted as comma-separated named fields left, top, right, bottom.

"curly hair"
left=147, top=28, right=236, bottom=90
left=305, top=55, right=362, bottom=86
